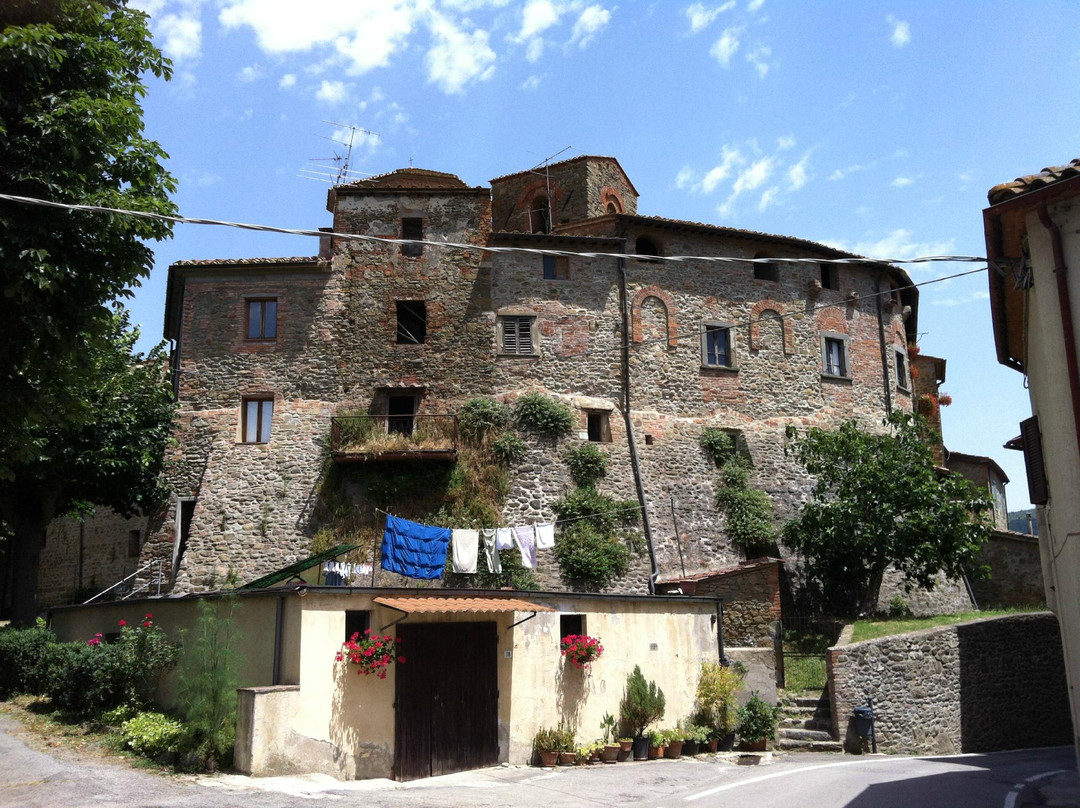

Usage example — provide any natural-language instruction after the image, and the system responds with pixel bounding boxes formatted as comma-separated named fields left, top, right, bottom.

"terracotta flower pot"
left=664, top=740, right=684, bottom=759
left=707, top=738, right=719, bottom=753
left=558, top=751, right=576, bottom=765
left=648, top=744, right=664, bottom=759
left=538, top=750, right=559, bottom=767
left=601, top=744, right=620, bottom=763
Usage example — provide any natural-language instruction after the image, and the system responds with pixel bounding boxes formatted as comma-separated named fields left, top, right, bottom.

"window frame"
left=820, top=264, right=839, bottom=291
left=560, top=614, right=585, bottom=640
left=586, top=411, right=612, bottom=443
left=497, top=315, right=538, bottom=356
left=400, top=217, right=423, bottom=258
left=542, top=255, right=569, bottom=281
left=242, top=396, right=275, bottom=443
left=245, top=297, right=278, bottom=341
left=395, top=300, right=427, bottom=345
left=820, top=333, right=850, bottom=379
left=700, top=321, right=736, bottom=369
left=894, top=347, right=910, bottom=391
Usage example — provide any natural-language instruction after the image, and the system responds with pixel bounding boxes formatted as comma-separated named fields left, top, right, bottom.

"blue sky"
left=129, top=0, right=1080, bottom=511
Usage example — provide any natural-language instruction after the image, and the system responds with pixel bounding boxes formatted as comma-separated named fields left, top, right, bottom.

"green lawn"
left=850, top=607, right=1044, bottom=643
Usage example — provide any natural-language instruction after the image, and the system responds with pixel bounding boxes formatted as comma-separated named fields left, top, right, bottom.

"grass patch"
left=850, top=607, right=1043, bottom=643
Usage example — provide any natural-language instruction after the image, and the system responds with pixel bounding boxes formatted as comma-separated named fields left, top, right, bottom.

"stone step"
left=777, top=727, right=834, bottom=743
left=777, top=737, right=844, bottom=753
left=780, top=717, right=831, bottom=731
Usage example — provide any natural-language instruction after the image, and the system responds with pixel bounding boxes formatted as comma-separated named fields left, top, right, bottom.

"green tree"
left=0, top=0, right=176, bottom=476
left=783, top=412, right=992, bottom=616
left=0, top=311, right=176, bottom=625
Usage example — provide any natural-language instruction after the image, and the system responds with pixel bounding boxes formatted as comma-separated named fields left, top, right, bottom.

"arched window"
left=606, top=201, right=618, bottom=214
left=531, top=196, right=551, bottom=233
left=635, top=236, right=661, bottom=262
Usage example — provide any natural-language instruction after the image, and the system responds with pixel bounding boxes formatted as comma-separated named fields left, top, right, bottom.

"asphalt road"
left=0, top=711, right=1075, bottom=808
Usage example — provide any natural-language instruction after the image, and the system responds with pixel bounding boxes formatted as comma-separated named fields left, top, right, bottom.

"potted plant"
left=682, top=723, right=709, bottom=756
left=533, top=726, right=560, bottom=767
left=663, top=727, right=685, bottom=759
left=335, top=629, right=404, bottom=678
left=554, top=721, right=576, bottom=764
left=646, top=728, right=666, bottom=759
left=600, top=713, right=620, bottom=763
left=695, top=661, right=743, bottom=751
left=560, top=634, right=604, bottom=670
left=736, top=692, right=780, bottom=752
left=619, top=665, right=665, bottom=760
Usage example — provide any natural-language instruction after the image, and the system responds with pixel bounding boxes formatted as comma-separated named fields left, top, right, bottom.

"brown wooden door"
left=394, top=621, right=499, bottom=780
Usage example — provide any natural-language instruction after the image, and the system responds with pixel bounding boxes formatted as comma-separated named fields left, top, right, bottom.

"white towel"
left=535, top=522, right=556, bottom=550
left=480, top=528, right=501, bottom=574
left=452, top=529, right=480, bottom=573
left=495, top=527, right=515, bottom=550
left=514, top=525, right=537, bottom=569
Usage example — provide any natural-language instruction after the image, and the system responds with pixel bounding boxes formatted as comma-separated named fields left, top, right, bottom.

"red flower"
left=118, top=619, right=126, bottom=627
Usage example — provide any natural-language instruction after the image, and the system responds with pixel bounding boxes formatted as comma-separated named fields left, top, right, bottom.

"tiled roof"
left=373, top=595, right=556, bottom=614
left=171, top=256, right=322, bottom=268
left=988, top=159, right=1080, bottom=205
left=490, top=154, right=622, bottom=183
left=336, top=167, right=477, bottom=191
left=656, top=557, right=780, bottom=585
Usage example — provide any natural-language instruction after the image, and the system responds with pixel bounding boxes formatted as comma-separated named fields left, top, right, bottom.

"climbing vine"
left=700, top=429, right=776, bottom=556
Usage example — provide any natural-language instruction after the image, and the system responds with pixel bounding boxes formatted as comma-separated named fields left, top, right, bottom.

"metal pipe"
left=273, top=595, right=284, bottom=685
left=875, top=281, right=894, bottom=416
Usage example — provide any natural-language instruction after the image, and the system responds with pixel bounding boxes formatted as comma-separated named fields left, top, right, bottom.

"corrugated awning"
left=373, top=595, right=555, bottom=614
left=239, top=544, right=358, bottom=589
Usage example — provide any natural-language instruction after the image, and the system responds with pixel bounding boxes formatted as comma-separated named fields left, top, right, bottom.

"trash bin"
left=853, top=705, right=874, bottom=738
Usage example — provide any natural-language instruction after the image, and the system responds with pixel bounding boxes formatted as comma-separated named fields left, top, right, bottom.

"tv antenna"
left=299, top=121, right=381, bottom=186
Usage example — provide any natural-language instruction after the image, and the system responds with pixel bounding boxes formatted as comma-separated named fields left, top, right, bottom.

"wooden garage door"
left=394, top=621, right=499, bottom=780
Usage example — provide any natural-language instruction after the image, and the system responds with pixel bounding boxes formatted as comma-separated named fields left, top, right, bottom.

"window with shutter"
left=499, top=316, right=535, bottom=355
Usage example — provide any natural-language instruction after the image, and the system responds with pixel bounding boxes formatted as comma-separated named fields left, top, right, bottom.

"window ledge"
left=821, top=373, right=853, bottom=383
left=497, top=352, right=540, bottom=359
left=896, top=384, right=911, bottom=394
left=700, top=364, right=739, bottom=373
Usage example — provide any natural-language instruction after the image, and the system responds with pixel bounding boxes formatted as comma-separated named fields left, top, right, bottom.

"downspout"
left=1037, top=203, right=1080, bottom=464
left=617, top=253, right=659, bottom=593
left=875, top=281, right=894, bottom=416
left=273, top=594, right=284, bottom=685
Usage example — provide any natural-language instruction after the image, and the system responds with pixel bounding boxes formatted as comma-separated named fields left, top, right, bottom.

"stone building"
left=55, top=155, right=921, bottom=600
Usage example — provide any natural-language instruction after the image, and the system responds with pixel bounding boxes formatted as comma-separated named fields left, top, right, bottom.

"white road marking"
left=1002, top=768, right=1069, bottom=808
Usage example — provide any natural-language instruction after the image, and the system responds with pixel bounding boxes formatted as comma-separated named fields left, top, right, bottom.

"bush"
left=564, top=443, right=608, bottom=487
left=736, top=692, right=779, bottom=744
left=619, top=665, right=665, bottom=737
left=554, top=487, right=639, bottom=534
left=121, top=711, right=185, bottom=759
left=459, top=398, right=511, bottom=439
left=0, top=621, right=55, bottom=698
left=513, top=393, right=574, bottom=438
left=700, top=428, right=736, bottom=467
left=715, top=456, right=775, bottom=551
left=695, top=661, right=743, bottom=732
left=492, top=432, right=528, bottom=464
left=554, top=523, right=630, bottom=590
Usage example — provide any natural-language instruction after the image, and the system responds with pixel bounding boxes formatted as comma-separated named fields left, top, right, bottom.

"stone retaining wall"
left=828, top=612, right=1072, bottom=755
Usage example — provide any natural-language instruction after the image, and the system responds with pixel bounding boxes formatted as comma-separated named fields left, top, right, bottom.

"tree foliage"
left=0, top=0, right=176, bottom=475
left=783, top=412, right=992, bottom=615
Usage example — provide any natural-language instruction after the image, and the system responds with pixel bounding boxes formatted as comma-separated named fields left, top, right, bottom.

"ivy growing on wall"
left=700, top=428, right=776, bottom=557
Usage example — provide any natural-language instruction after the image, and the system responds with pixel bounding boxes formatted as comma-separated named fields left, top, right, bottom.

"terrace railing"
left=330, top=414, right=459, bottom=462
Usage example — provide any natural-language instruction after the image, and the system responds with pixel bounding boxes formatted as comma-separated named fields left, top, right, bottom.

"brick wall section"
left=970, top=531, right=1046, bottom=608
left=828, top=613, right=1071, bottom=754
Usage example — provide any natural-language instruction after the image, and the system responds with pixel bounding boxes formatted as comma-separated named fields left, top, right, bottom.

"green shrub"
left=700, top=428, right=736, bottom=467
left=492, top=432, right=528, bottom=464
left=554, top=487, right=639, bottom=533
left=121, top=711, right=185, bottom=759
left=715, top=456, right=775, bottom=551
left=619, top=665, right=665, bottom=737
left=460, top=398, right=511, bottom=438
left=736, top=692, right=779, bottom=744
left=554, top=523, right=630, bottom=590
left=564, top=443, right=608, bottom=487
left=695, top=661, right=743, bottom=732
left=0, top=621, right=56, bottom=698
left=513, top=393, right=574, bottom=438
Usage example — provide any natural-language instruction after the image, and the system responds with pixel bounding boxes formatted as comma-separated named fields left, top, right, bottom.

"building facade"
left=105, top=156, right=920, bottom=598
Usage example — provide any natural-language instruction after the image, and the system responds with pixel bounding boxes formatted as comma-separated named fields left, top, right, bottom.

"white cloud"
left=887, top=15, right=911, bottom=48
left=747, top=0, right=764, bottom=11
left=682, top=142, right=812, bottom=216
left=685, top=2, right=734, bottom=33
left=157, top=12, right=202, bottom=62
left=758, top=187, right=779, bottom=211
left=830, top=162, right=871, bottom=181
left=700, top=147, right=745, bottom=193
left=745, top=44, right=772, bottom=77
left=956, top=171, right=973, bottom=183
left=521, top=74, right=543, bottom=90
left=279, top=73, right=297, bottom=89
left=675, top=166, right=696, bottom=190
left=710, top=27, right=741, bottom=66
left=777, top=136, right=795, bottom=150
left=828, top=229, right=955, bottom=264
left=316, top=79, right=349, bottom=104
left=425, top=13, right=496, bottom=94
left=733, top=156, right=774, bottom=193
left=238, top=64, right=262, bottom=83
left=194, top=171, right=221, bottom=187
left=571, top=5, right=611, bottom=47
left=787, top=154, right=810, bottom=190
left=517, top=0, right=560, bottom=40
left=891, top=175, right=915, bottom=187
left=931, top=290, right=990, bottom=307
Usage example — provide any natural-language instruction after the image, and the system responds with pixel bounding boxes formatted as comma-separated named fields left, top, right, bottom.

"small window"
left=701, top=323, right=734, bottom=368
left=635, top=236, right=661, bottom=262
left=387, top=395, right=416, bottom=437
left=560, top=614, right=585, bottom=639
left=242, top=397, right=274, bottom=443
left=396, top=300, right=427, bottom=344
left=822, top=335, right=849, bottom=378
left=401, top=217, right=423, bottom=257
left=127, top=530, right=141, bottom=558
left=246, top=298, right=277, bottom=340
left=542, top=255, right=569, bottom=280
left=530, top=197, right=550, bottom=234
left=753, top=253, right=779, bottom=282
left=586, top=412, right=611, bottom=443
left=895, top=348, right=909, bottom=390
left=606, top=201, right=618, bottom=214
left=499, top=316, right=535, bottom=355
left=820, top=264, right=838, bottom=290
left=345, top=610, right=371, bottom=640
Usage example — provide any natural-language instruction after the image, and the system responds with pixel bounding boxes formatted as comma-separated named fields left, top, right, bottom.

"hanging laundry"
left=495, top=526, right=515, bottom=550
left=535, top=522, right=556, bottom=550
left=514, top=524, right=537, bottom=569
left=381, top=514, right=451, bottom=580
left=451, top=528, right=480, bottom=574
left=480, top=528, right=501, bottom=574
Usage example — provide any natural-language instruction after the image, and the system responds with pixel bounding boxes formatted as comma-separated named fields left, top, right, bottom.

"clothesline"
left=371, top=501, right=645, bottom=527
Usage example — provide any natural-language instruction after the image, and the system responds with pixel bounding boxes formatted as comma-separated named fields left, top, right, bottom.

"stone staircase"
left=777, top=688, right=843, bottom=752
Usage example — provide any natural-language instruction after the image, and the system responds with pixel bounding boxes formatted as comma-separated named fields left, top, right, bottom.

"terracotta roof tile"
left=171, top=256, right=322, bottom=268
left=373, top=595, right=555, bottom=614
left=988, top=159, right=1080, bottom=205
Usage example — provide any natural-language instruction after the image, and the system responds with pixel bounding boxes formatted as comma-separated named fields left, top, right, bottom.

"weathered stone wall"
left=874, top=568, right=975, bottom=617
left=828, top=613, right=1072, bottom=755
left=971, top=531, right=1046, bottom=608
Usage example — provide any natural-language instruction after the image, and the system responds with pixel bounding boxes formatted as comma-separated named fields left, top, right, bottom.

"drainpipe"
left=273, top=594, right=284, bottom=685
left=875, top=281, right=893, bottom=416
left=617, top=253, right=659, bottom=593
left=1036, top=204, right=1080, bottom=464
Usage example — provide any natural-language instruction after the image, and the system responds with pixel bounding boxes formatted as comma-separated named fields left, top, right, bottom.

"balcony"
left=330, top=414, right=459, bottom=463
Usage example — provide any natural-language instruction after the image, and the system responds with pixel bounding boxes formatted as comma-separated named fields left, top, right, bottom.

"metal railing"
left=83, top=559, right=165, bottom=604
left=330, top=414, right=459, bottom=458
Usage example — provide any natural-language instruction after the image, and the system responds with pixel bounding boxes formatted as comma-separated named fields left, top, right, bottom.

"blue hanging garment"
left=381, top=514, right=451, bottom=580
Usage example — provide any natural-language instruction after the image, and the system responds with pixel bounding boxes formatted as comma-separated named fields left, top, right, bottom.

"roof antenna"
left=299, top=122, right=381, bottom=186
